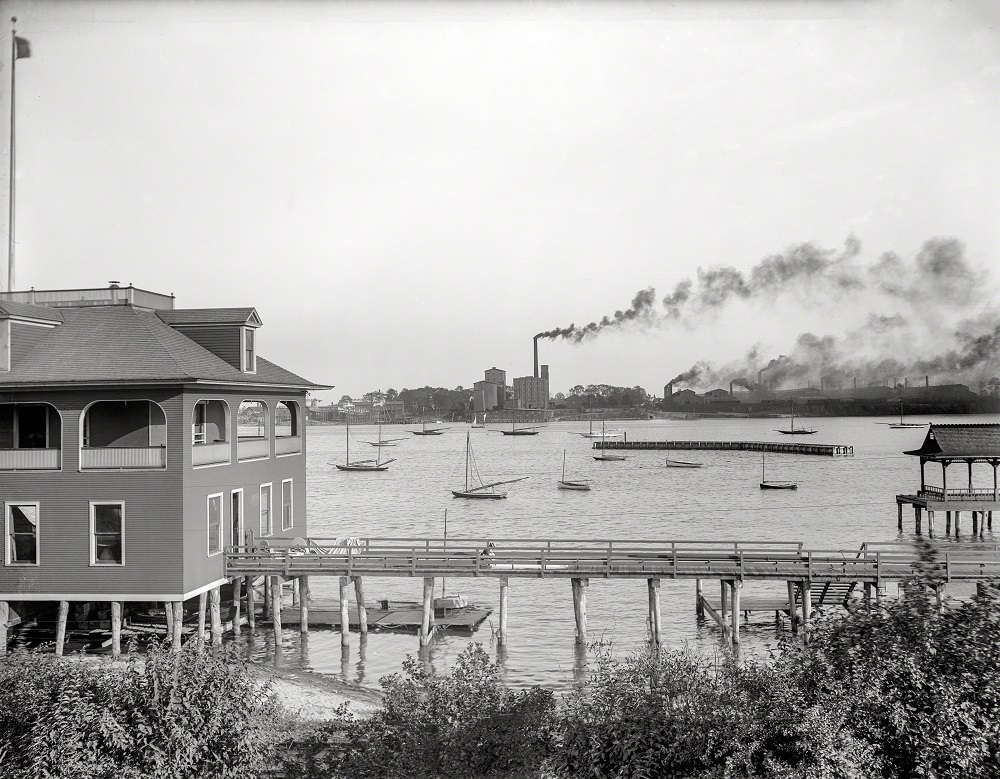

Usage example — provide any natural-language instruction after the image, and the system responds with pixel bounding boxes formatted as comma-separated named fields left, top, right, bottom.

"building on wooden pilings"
left=0, top=284, right=330, bottom=655
left=895, top=424, right=1000, bottom=535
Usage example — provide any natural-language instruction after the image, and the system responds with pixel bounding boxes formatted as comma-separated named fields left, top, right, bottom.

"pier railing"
left=224, top=536, right=1000, bottom=584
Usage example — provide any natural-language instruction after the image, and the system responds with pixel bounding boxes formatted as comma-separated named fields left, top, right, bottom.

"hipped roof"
left=904, top=424, right=1000, bottom=459
left=0, top=305, right=325, bottom=389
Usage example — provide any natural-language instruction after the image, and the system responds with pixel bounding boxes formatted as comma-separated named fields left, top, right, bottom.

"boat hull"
left=666, top=459, right=702, bottom=468
left=452, top=490, right=506, bottom=499
left=558, top=480, right=591, bottom=490
left=502, top=430, right=539, bottom=436
left=760, top=481, right=797, bottom=490
left=776, top=429, right=817, bottom=435
left=594, top=455, right=626, bottom=461
left=336, top=463, right=390, bottom=471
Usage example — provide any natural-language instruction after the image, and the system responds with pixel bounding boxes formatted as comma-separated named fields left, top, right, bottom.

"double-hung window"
left=6, top=502, right=39, bottom=565
left=91, top=502, right=124, bottom=565
left=281, top=479, right=293, bottom=531
left=207, top=493, right=223, bottom=555
left=260, top=483, right=273, bottom=537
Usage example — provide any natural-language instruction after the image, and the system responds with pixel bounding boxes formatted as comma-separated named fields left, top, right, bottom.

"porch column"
left=968, top=459, right=974, bottom=492
left=197, top=593, right=207, bottom=645
left=942, top=462, right=948, bottom=497
left=920, top=458, right=926, bottom=491
left=55, top=601, right=69, bottom=656
left=231, top=579, right=241, bottom=633
left=210, top=587, right=223, bottom=646
left=0, top=602, right=8, bottom=655
left=171, top=601, right=183, bottom=650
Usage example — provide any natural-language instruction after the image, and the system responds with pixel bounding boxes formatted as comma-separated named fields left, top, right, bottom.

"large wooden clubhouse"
left=0, top=284, right=327, bottom=651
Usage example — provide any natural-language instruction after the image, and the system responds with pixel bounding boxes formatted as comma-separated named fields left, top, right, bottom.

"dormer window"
left=242, top=327, right=256, bottom=373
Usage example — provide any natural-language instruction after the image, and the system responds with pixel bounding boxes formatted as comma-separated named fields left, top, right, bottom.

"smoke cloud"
left=539, top=236, right=999, bottom=391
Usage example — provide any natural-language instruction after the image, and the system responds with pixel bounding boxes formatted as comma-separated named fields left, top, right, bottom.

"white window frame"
left=5, top=501, right=40, bottom=566
left=90, top=501, right=125, bottom=567
left=231, top=488, right=244, bottom=548
left=280, top=478, right=293, bottom=531
left=242, top=327, right=257, bottom=373
left=260, top=482, right=273, bottom=537
left=207, top=492, right=223, bottom=556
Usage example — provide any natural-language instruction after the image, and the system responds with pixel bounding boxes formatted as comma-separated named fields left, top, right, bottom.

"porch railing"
left=0, top=448, right=61, bottom=470
left=192, top=441, right=231, bottom=467
left=81, top=446, right=166, bottom=470
left=275, top=436, right=302, bottom=455
left=237, top=437, right=270, bottom=461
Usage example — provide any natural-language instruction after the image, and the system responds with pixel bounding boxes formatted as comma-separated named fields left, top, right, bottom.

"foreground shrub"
left=0, top=641, right=280, bottom=779
left=336, top=643, right=556, bottom=778
left=550, top=643, right=875, bottom=779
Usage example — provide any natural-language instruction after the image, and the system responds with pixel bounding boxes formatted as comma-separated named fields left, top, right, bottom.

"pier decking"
left=594, top=440, right=854, bottom=456
left=222, top=537, right=1000, bottom=652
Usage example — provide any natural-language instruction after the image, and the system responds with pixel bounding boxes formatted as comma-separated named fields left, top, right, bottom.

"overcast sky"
left=2, top=0, right=998, bottom=403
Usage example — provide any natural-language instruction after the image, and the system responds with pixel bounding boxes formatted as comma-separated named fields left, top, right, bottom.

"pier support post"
left=720, top=580, right=728, bottom=622
left=897, top=502, right=903, bottom=531
left=695, top=579, right=704, bottom=617
left=927, top=510, right=935, bottom=536
left=914, top=506, right=922, bottom=534
left=262, top=576, right=271, bottom=619
left=171, top=601, right=183, bottom=649
left=730, top=580, right=742, bottom=649
left=420, top=576, right=435, bottom=647
left=210, top=587, right=223, bottom=647
left=571, top=578, right=589, bottom=646
left=954, top=512, right=961, bottom=537
left=339, top=576, right=351, bottom=647
left=353, top=576, right=368, bottom=635
left=989, top=511, right=994, bottom=530
left=972, top=511, right=979, bottom=536
left=55, top=601, right=69, bottom=657
left=299, top=576, right=309, bottom=634
left=245, top=577, right=255, bottom=632
left=0, top=601, right=8, bottom=655
left=110, top=602, right=122, bottom=658
left=270, top=576, right=282, bottom=651
left=786, top=581, right=798, bottom=633
left=164, top=600, right=174, bottom=638
left=292, top=577, right=299, bottom=607
left=231, top=579, right=241, bottom=633
left=946, top=511, right=952, bottom=534
left=197, top=592, right=207, bottom=645
left=648, top=578, right=662, bottom=647
left=498, top=577, right=509, bottom=647
left=801, top=582, right=812, bottom=643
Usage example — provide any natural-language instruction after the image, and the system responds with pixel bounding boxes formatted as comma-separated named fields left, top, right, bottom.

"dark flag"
left=14, top=36, right=30, bottom=60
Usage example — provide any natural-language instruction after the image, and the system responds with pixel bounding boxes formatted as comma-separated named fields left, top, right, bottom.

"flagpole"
left=7, top=17, right=18, bottom=292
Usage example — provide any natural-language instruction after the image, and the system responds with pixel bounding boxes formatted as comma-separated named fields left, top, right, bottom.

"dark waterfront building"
left=0, top=285, right=328, bottom=650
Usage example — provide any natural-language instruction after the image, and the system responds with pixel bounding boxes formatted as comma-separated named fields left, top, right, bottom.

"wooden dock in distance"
left=594, top=440, right=854, bottom=456
left=278, top=598, right=491, bottom=632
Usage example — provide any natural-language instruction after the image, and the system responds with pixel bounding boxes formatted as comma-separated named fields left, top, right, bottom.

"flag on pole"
left=14, top=36, right=30, bottom=60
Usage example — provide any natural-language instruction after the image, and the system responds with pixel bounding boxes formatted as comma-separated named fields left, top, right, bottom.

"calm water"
left=244, top=412, right=1000, bottom=690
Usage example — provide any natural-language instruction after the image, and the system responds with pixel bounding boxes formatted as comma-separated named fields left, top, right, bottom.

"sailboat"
left=665, top=443, right=702, bottom=468
left=883, top=400, right=928, bottom=429
left=775, top=405, right=817, bottom=435
left=576, top=418, right=622, bottom=439
left=501, top=419, right=541, bottom=436
left=412, top=420, right=448, bottom=436
left=557, top=450, right=591, bottom=490
left=594, top=421, right=626, bottom=461
left=759, top=452, right=796, bottom=490
left=361, top=423, right=406, bottom=447
left=335, top=418, right=396, bottom=471
left=452, top=432, right=527, bottom=499
left=471, top=414, right=486, bottom=429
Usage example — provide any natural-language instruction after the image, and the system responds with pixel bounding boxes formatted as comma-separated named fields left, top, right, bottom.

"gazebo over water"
left=896, top=423, right=1000, bottom=536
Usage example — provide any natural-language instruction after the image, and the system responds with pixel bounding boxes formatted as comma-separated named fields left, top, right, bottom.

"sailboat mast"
left=465, top=432, right=471, bottom=491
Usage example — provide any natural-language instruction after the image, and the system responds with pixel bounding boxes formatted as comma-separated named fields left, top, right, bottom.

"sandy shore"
left=252, top=663, right=383, bottom=721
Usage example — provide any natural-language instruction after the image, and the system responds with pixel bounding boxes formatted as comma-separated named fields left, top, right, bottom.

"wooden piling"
left=695, top=579, right=704, bottom=617
left=730, top=579, right=742, bottom=648
left=927, top=510, right=935, bottom=536
left=989, top=511, right=994, bottom=530
left=339, top=576, right=351, bottom=646
left=498, top=577, right=509, bottom=647
left=571, top=577, right=589, bottom=646
left=292, top=577, right=299, bottom=606
left=231, top=579, right=241, bottom=633
left=897, top=502, right=903, bottom=531
left=648, top=578, right=662, bottom=647
left=210, top=587, right=223, bottom=647
left=55, top=601, right=69, bottom=657
left=914, top=506, right=921, bottom=534
left=972, top=511, right=979, bottom=536
left=299, top=575, right=309, bottom=634
left=801, top=582, right=811, bottom=643
left=164, top=600, right=174, bottom=637
left=270, top=576, right=282, bottom=650
left=245, top=577, right=255, bottom=631
left=420, top=576, right=435, bottom=647
left=0, top=601, right=8, bottom=655
left=786, top=581, right=798, bottom=633
left=946, top=511, right=952, bottom=534
left=172, top=601, right=183, bottom=649
left=954, top=511, right=961, bottom=536
left=719, top=580, right=728, bottom=626
left=196, top=593, right=207, bottom=646
left=262, top=576, right=271, bottom=619
left=353, top=576, right=368, bottom=635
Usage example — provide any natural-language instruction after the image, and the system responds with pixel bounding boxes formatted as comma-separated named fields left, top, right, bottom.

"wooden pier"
left=594, top=440, right=854, bottom=456
left=222, top=536, right=1000, bottom=652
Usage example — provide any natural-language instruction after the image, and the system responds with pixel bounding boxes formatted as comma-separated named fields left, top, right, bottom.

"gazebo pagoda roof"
left=904, top=423, right=1000, bottom=460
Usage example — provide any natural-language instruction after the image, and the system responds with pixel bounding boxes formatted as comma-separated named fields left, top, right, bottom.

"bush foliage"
left=0, top=641, right=280, bottom=779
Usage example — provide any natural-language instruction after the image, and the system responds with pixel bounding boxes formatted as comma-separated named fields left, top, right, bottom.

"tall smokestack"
left=533, top=336, right=539, bottom=378
left=729, top=381, right=733, bottom=396
left=853, top=376, right=857, bottom=391
left=665, top=382, right=673, bottom=398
